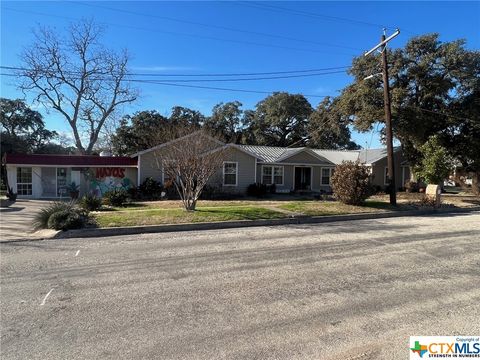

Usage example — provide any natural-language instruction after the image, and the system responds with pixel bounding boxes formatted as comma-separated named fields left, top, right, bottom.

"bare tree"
left=18, top=19, right=138, bottom=154
left=152, top=128, right=226, bottom=211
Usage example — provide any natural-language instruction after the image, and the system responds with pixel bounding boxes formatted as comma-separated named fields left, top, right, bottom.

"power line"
left=406, top=106, right=475, bottom=122
left=0, top=66, right=348, bottom=83
left=0, top=72, right=331, bottom=98
left=130, top=70, right=347, bottom=83
left=73, top=1, right=362, bottom=52
left=0, top=64, right=350, bottom=78
left=238, top=1, right=393, bottom=30
left=2, top=7, right=357, bottom=56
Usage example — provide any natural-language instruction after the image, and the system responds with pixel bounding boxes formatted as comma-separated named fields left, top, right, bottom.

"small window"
left=262, top=166, right=284, bottom=185
left=17, top=167, right=33, bottom=196
left=321, top=168, right=333, bottom=185
left=273, top=166, right=284, bottom=185
left=384, top=167, right=389, bottom=185
left=262, top=166, right=272, bottom=185
left=223, top=162, right=237, bottom=186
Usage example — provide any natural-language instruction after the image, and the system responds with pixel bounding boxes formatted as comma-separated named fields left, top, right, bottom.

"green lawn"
left=93, top=194, right=446, bottom=228
left=95, top=205, right=287, bottom=228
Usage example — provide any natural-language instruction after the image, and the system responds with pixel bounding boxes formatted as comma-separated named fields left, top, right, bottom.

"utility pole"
left=365, top=29, right=400, bottom=205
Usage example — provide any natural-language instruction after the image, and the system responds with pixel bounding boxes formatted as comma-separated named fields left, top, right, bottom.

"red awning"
left=3, top=153, right=137, bottom=167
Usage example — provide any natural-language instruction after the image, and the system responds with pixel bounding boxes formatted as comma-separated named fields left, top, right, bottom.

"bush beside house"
left=331, top=161, right=372, bottom=205
left=34, top=201, right=89, bottom=231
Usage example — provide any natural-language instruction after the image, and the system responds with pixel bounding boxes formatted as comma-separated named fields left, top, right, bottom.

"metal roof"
left=237, top=145, right=398, bottom=165
left=311, top=149, right=361, bottom=164
left=358, top=147, right=401, bottom=164
left=237, top=145, right=296, bottom=163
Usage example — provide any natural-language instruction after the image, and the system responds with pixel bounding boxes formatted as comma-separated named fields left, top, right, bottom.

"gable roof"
left=236, top=145, right=292, bottom=163
left=238, top=145, right=362, bottom=164
left=131, top=130, right=225, bottom=157
left=358, top=147, right=401, bottom=164
left=277, top=147, right=334, bottom=164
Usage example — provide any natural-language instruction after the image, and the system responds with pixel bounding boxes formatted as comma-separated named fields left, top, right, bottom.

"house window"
left=262, top=166, right=284, bottom=185
left=321, top=167, right=334, bottom=185
left=223, top=162, right=238, bottom=186
left=384, top=167, right=389, bottom=185
left=17, top=167, right=33, bottom=196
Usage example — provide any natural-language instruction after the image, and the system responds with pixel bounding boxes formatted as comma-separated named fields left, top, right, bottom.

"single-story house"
left=3, top=132, right=411, bottom=199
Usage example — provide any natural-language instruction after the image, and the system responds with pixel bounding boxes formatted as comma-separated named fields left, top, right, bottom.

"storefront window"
left=17, top=167, right=32, bottom=196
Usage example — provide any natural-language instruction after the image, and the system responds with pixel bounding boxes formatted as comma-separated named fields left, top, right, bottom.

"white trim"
left=293, top=166, right=313, bottom=191
left=254, top=158, right=257, bottom=183
left=137, top=155, right=141, bottom=185
left=222, top=161, right=238, bottom=186
left=261, top=165, right=284, bottom=186
left=320, top=166, right=335, bottom=186
left=277, top=148, right=332, bottom=164
left=16, top=167, right=33, bottom=196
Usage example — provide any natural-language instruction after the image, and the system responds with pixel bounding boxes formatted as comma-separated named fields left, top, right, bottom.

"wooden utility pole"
left=365, top=29, right=400, bottom=205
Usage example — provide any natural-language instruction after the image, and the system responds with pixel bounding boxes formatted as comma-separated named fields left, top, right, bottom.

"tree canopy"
left=249, top=92, right=313, bottom=147
left=0, top=98, right=67, bottom=155
left=337, top=33, right=479, bottom=174
left=307, top=97, right=360, bottom=150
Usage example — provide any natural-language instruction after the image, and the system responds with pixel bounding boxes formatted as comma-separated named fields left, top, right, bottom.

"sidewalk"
left=0, top=200, right=54, bottom=241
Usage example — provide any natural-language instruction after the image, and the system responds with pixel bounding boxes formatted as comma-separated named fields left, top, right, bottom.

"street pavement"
left=1, top=213, right=479, bottom=359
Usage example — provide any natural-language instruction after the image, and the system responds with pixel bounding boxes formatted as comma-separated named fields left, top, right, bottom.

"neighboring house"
left=3, top=154, right=138, bottom=199
left=3, top=132, right=411, bottom=199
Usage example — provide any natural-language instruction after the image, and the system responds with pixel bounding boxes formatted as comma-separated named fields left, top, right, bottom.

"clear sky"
left=1, top=1, right=479, bottom=148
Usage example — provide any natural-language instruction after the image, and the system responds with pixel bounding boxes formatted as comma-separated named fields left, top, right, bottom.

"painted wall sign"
left=95, top=167, right=126, bottom=179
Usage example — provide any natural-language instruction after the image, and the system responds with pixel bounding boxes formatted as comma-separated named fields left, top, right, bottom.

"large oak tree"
left=337, top=33, right=480, bottom=191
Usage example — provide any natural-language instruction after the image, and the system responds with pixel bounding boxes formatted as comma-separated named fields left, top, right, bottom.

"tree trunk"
left=472, top=172, right=480, bottom=196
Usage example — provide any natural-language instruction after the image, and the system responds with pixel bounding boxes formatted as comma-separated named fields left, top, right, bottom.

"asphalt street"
left=1, top=213, right=479, bottom=359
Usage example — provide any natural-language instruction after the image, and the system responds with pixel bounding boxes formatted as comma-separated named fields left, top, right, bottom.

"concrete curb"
left=2, top=206, right=478, bottom=243
left=44, top=206, right=480, bottom=240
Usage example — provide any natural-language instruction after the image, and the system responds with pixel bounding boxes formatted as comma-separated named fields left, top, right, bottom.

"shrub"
left=418, top=194, right=440, bottom=208
left=127, top=186, right=140, bottom=200
left=247, top=183, right=268, bottom=198
left=79, top=193, right=102, bottom=212
left=199, top=184, right=219, bottom=200
left=163, top=180, right=179, bottom=200
left=139, top=177, right=163, bottom=200
left=413, top=135, right=454, bottom=185
left=268, top=183, right=276, bottom=194
left=6, top=186, right=17, bottom=201
left=33, top=201, right=76, bottom=230
left=47, top=209, right=85, bottom=230
left=103, top=188, right=129, bottom=207
left=331, top=161, right=372, bottom=205
left=404, top=180, right=419, bottom=193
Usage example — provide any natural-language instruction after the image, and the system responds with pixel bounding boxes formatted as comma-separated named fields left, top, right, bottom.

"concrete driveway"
left=1, top=213, right=479, bottom=359
left=0, top=200, right=52, bottom=241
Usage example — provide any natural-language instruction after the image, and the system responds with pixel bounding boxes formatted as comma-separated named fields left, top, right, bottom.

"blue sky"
left=1, top=1, right=479, bottom=148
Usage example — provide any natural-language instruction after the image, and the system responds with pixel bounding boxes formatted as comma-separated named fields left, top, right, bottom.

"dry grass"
left=94, top=192, right=479, bottom=228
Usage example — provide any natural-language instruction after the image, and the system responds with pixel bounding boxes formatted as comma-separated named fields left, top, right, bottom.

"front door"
left=57, top=167, right=68, bottom=197
left=294, top=167, right=311, bottom=191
